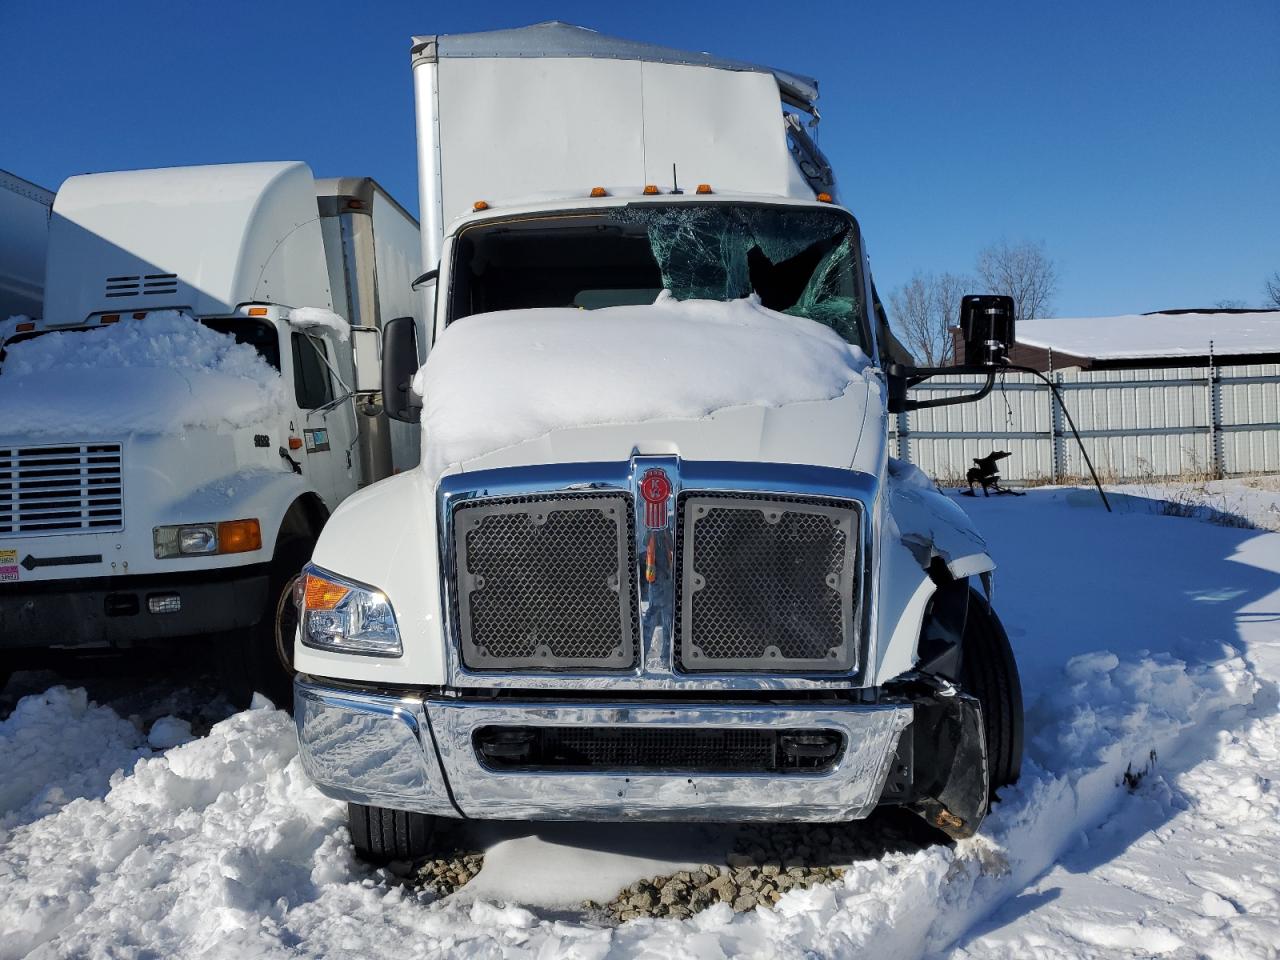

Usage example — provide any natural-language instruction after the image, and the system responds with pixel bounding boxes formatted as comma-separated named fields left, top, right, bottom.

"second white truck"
left=0, top=161, right=424, bottom=702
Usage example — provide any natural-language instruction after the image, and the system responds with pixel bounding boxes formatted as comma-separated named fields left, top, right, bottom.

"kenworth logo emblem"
left=639, top=468, right=672, bottom=528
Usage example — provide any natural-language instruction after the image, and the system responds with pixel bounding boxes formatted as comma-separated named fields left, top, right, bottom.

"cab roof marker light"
left=642, top=185, right=660, bottom=195
left=589, top=186, right=608, bottom=197
left=696, top=184, right=713, bottom=195
left=473, top=200, right=490, bottom=211
left=816, top=192, right=834, bottom=203
left=132, top=312, right=147, bottom=320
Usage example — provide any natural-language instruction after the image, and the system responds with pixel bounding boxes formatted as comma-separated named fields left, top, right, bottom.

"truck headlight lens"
left=153, top=519, right=262, bottom=559
left=299, top=565, right=402, bottom=657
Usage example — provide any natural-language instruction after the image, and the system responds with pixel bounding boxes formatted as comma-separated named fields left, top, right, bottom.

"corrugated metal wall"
left=891, top=363, right=1280, bottom=482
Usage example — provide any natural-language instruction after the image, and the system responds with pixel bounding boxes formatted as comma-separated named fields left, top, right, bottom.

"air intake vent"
left=104, top=274, right=178, bottom=299
left=0, top=442, right=124, bottom=537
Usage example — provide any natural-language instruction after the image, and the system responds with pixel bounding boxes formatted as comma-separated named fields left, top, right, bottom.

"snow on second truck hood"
left=0, top=312, right=288, bottom=437
left=416, top=293, right=873, bottom=478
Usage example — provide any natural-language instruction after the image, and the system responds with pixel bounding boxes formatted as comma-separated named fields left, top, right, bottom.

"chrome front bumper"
left=294, top=678, right=913, bottom=822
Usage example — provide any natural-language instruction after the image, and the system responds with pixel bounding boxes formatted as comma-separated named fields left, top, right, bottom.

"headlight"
left=153, top=519, right=262, bottom=559
left=299, top=564, right=402, bottom=658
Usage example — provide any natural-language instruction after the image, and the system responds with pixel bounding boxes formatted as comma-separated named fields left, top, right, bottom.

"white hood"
left=418, top=294, right=882, bottom=478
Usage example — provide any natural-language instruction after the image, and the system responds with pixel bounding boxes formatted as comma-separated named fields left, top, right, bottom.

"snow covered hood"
left=0, top=312, right=288, bottom=438
left=417, top=294, right=876, bottom=479
left=1018, top=310, right=1280, bottom=360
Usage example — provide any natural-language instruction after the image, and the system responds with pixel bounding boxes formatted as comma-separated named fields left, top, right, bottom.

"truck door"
left=290, top=330, right=358, bottom=510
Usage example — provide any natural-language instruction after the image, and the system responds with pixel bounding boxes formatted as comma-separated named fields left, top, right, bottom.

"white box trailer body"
left=0, top=161, right=421, bottom=698
left=0, top=169, right=54, bottom=320
left=293, top=24, right=1021, bottom=858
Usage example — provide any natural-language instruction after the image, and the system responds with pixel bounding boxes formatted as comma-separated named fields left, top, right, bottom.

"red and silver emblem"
left=639, top=468, right=672, bottom=528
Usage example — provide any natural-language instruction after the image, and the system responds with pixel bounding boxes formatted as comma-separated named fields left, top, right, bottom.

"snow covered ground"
left=2, top=486, right=1278, bottom=958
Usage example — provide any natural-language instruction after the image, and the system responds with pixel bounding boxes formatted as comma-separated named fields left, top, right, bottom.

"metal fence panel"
left=896, top=362, right=1280, bottom=482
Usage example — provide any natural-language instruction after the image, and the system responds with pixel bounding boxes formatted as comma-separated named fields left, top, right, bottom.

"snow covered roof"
left=1016, top=310, right=1280, bottom=360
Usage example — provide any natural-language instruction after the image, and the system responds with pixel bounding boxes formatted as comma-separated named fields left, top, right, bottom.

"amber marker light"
left=473, top=200, right=490, bottom=211
left=288, top=437, right=303, bottom=450
left=696, top=184, right=713, bottom=194
left=642, top=185, right=659, bottom=195
left=816, top=192, right=834, bottom=203
left=248, top=306, right=269, bottom=317
left=589, top=186, right=608, bottom=197
left=303, top=571, right=350, bottom=611
left=15, top=321, right=36, bottom=332
left=217, top=519, right=262, bottom=554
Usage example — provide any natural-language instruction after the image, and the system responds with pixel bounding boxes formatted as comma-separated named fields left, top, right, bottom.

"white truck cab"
left=0, top=161, right=423, bottom=702
left=291, top=23, right=1023, bottom=860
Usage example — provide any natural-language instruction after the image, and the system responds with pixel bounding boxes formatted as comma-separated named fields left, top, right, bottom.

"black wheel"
left=221, top=534, right=313, bottom=710
left=347, top=802, right=438, bottom=865
left=959, top=588, right=1023, bottom=793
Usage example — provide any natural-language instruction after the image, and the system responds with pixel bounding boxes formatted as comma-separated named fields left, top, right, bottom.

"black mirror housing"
left=382, top=316, right=422, bottom=423
left=959, top=294, right=1016, bottom=367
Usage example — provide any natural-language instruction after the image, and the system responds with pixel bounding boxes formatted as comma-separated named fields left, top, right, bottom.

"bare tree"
left=975, top=239, right=1058, bottom=322
left=888, top=271, right=971, bottom=365
left=1266, top=271, right=1280, bottom=309
left=1215, top=299, right=1247, bottom=309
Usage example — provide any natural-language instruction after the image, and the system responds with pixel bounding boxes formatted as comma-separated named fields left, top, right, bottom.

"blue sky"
left=4, top=0, right=1277, bottom=317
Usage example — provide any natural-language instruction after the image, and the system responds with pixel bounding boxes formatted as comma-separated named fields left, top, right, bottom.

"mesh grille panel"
left=454, top=495, right=635, bottom=669
left=680, top=496, right=858, bottom=672
left=474, top=725, right=842, bottom=773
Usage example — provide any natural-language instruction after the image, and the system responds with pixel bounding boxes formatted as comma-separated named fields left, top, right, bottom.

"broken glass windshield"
left=449, top=203, right=868, bottom=348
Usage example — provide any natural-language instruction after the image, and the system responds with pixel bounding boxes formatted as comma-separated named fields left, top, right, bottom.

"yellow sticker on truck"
left=0, top=549, right=17, bottom=583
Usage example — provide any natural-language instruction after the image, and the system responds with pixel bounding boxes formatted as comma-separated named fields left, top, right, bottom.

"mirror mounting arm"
left=887, top=363, right=998, bottom=414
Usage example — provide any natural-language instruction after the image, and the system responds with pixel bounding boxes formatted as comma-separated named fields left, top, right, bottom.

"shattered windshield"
left=447, top=203, right=868, bottom=348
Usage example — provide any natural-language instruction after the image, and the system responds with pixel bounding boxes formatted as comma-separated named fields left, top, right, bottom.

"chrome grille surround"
left=678, top=494, right=860, bottom=672
left=452, top=494, right=636, bottom=670
left=0, top=441, right=124, bottom=537
left=437, top=459, right=878, bottom=691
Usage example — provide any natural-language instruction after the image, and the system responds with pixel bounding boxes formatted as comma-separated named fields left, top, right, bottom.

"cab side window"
left=292, top=332, right=334, bottom=409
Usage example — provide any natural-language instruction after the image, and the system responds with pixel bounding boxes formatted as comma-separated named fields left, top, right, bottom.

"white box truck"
left=1, top=168, right=55, bottom=320
left=292, top=23, right=1023, bottom=861
left=0, top=161, right=424, bottom=703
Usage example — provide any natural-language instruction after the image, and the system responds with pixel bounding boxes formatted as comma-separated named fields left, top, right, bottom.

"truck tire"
left=222, top=534, right=313, bottom=710
left=960, top=589, right=1023, bottom=793
left=348, top=803, right=437, bottom=865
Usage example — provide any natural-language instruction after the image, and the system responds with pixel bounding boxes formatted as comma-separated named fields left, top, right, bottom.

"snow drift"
left=415, top=293, right=872, bottom=478
left=0, top=312, right=288, bottom=437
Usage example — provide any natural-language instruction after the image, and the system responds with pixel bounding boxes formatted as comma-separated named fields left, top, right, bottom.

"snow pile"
left=0, top=687, right=150, bottom=831
left=0, top=311, right=288, bottom=437
left=289, top=306, right=350, bottom=342
left=416, top=293, right=872, bottom=477
left=1017, top=309, right=1280, bottom=360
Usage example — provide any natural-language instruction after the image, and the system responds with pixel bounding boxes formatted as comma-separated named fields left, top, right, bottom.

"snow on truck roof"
left=412, top=21, right=819, bottom=112
left=1017, top=309, right=1280, bottom=360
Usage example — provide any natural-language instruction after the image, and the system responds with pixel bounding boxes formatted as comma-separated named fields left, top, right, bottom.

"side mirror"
left=886, top=293, right=1014, bottom=413
left=382, top=316, right=422, bottom=423
left=350, top=327, right=381, bottom=395
left=959, top=295, right=1015, bottom=367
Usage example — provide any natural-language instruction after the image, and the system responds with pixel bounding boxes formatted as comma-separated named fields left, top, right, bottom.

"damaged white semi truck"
left=0, top=162, right=424, bottom=702
left=293, top=23, right=1023, bottom=860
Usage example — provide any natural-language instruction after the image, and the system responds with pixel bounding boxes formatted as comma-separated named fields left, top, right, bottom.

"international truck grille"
left=0, top=443, right=124, bottom=537
left=103, top=273, right=178, bottom=299
left=473, top=725, right=844, bottom=774
left=677, top=495, right=859, bottom=672
left=452, top=494, right=636, bottom=670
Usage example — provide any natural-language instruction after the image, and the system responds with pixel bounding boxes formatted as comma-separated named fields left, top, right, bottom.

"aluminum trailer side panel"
left=0, top=169, right=54, bottom=320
